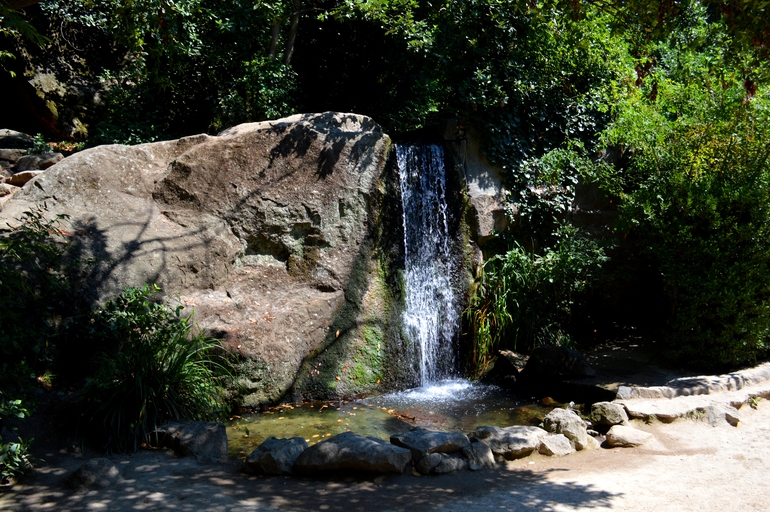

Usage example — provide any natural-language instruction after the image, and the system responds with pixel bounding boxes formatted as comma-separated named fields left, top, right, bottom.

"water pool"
left=227, top=380, right=557, bottom=460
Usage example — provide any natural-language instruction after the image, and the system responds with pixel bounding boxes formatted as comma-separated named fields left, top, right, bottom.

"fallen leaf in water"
left=312, top=434, right=320, bottom=438
left=412, top=470, right=421, bottom=477
left=336, top=330, right=340, bottom=338
left=338, top=419, right=343, bottom=423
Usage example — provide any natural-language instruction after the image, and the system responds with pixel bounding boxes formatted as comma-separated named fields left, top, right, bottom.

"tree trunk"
left=283, top=0, right=301, bottom=65
left=267, top=18, right=281, bottom=60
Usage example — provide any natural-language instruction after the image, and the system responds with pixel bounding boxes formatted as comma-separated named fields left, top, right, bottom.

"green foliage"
left=214, top=57, right=297, bottom=131
left=466, top=227, right=607, bottom=376
left=0, top=397, right=36, bottom=484
left=603, top=30, right=770, bottom=370
left=0, top=207, right=72, bottom=398
left=78, top=284, right=226, bottom=452
left=30, top=133, right=52, bottom=154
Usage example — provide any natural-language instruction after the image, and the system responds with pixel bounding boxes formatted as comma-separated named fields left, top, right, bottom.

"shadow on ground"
left=1, top=450, right=619, bottom=512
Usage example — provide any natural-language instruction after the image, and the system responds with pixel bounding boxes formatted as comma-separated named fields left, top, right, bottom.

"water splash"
left=397, top=144, right=460, bottom=385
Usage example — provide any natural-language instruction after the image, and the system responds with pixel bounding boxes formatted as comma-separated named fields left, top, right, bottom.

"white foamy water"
left=397, top=144, right=460, bottom=385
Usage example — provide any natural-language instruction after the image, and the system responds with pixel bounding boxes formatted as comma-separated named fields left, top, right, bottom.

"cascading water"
left=397, top=143, right=461, bottom=385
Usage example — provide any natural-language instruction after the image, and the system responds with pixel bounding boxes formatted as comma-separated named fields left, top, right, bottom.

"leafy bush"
left=0, top=398, right=36, bottom=484
left=465, top=227, right=607, bottom=376
left=0, top=207, right=73, bottom=397
left=78, top=284, right=226, bottom=452
left=604, top=75, right=770, bottom=370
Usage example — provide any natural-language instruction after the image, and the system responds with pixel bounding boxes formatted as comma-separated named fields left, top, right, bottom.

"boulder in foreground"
left=294, top=432, right=412, bottom=474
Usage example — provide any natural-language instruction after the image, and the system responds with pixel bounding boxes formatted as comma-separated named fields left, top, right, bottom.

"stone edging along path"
left=614, top=362, right=770, bottom=425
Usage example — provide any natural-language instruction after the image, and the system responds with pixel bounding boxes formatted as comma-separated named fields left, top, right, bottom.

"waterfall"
left=397, top=144, right=460, bottom=385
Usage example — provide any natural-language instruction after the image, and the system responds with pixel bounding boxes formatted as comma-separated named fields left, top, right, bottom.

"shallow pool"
left=226, top=380, right=557, bottom=460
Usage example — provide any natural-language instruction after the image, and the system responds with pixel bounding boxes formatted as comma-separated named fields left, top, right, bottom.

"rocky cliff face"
left=1, top=112, right=412, bottom=405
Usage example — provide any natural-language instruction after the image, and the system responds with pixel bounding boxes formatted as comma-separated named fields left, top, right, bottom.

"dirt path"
left=2, top=399, right=768, bottom=512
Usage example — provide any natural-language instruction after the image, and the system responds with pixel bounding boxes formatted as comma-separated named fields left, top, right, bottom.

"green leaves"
left=79, top=284, right=227, bottom=452
left=466, top=226, right=607, bottom=375
left=602, top=19, right=770, bottom=369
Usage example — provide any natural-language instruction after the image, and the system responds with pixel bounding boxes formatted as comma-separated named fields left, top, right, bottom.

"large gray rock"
left=390, top=427, right=470, bottom=461
left=538, top=434, right=575, bottom=457
left=0, top=149, right=26, bottom=164
left=605, top=425, right=653, bottom=447
left=16, top=152, right=63, bottom=171
left=415, top=452, right=443, bottom=474
left=294, top=432, right=412, bottom=474
left=155, top=421, right=228, bottom=462
left=462, top=441, right=495, bottom=470
left=433, top=454, right=467, bottom=474
left=244, top=436, right=308, bottom=475
left=0, top=129, right=34, bottom=149
left=543, top=408, right=590, bottom=450
left=0, top=113, right=395, bottom=405
left=591, top=402, right=629, bottom=426
left=68, top=458, right=122, bottom=488
left=469, top=426, right=547, bottom=460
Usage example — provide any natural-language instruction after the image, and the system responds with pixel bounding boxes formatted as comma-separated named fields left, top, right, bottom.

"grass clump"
left=78, top=284, right=226, bottom=452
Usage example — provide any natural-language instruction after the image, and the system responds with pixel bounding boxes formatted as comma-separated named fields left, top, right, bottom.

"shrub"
left=78, top=284, right=226, bottom=452
left=465, top=226, right=607, bottom=376
left=605, top=81, right=770, bottom=370
left=0, top=207, right=73, bottom=397
left=0, top=397, right=36, bottom=484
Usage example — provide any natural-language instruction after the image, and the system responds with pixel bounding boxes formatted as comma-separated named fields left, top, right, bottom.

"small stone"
left=605, top=425, right=653, bottom=447
left=68, top=458, right=121, bottom=488
left=538, top=434, right=574, bottom=457
left=5, top=170, right=44, bottom=187
left=543, top=408, right=590, bottom=450
left=584, top=435, right=601, bottom=450
left=591, top=402, right=629, bottom=426
left=154, top=421, right=228, bottom=462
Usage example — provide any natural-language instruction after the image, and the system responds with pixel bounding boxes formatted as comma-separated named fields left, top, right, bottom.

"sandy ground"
left=1, top=397, right=768, bottom=512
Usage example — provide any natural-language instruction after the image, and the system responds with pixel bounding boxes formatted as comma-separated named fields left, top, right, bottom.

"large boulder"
left=469, top=425, right=547, bottom=460
left=0, top=113, right=400, bottom=405
left=244, top=436, right=308, bottom=475
left=16, top=152, right=63, bottom=171
left=0, top=129, right=34, bottom=149
left=154, top=421, right=228, bottom=462
left=293, top=432, right=412, bottom=474
left=390, top=427, right=470, bottom=461
left=462, top=440, right=495, bottom=470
